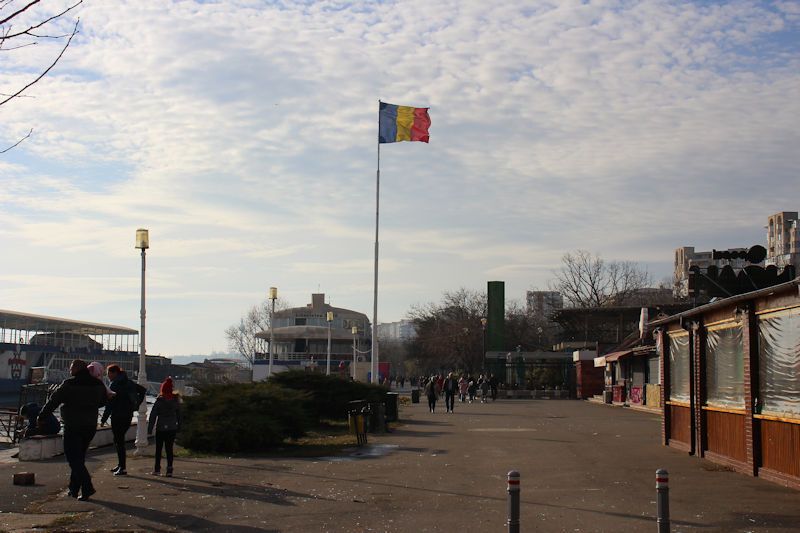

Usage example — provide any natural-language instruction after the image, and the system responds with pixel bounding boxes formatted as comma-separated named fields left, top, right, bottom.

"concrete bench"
left=18, top=423, right=138, bottom=461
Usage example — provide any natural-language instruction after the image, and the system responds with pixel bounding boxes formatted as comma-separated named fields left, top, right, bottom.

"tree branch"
left=0, top=127, right=32, bottom=153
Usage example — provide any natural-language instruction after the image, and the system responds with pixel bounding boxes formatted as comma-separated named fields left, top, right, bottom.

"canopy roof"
left=0, top=309, right=138, bottom=336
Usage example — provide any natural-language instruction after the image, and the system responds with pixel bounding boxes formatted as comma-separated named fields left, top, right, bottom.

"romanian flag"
left=379, top=102, right=431, bottom=144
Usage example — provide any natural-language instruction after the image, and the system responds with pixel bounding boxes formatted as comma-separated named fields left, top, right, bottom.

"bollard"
left=656, top=469, right=670, bottom=533
left=507, top=470, right=520, bottom=533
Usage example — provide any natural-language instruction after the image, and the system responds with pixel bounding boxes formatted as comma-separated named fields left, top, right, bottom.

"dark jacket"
left=442, top=377, right=458, bottom=394
left=21, top=402, right=60, bottom=437
left=39, top=370, right=107, bottom=428
left=147, top=396, right=181, bottom=433
left=102, top=372, right=139, bottom=424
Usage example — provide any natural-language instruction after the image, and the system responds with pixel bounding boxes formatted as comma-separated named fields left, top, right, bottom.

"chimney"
left=311, top=293, right=325, bottom=310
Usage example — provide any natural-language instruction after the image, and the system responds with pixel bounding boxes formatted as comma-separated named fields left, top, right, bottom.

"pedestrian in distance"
left=467, top=378, right=478, bottom=403
left=458, top=374, right=468, bottom=403
left=424, top=375, right=439, bottom=413
left=101, top=364, right=146, bottom=476
left=436, top=374, right=444, bottom=398
left=490, top=374, right=499, bottom=401
left=148, top=377, right=181, bottom=477
left=37, top=359, right=107, bottom=501
left=479, top=375, right=490, bottom=403
left=442, top=372, right=459, bottom=413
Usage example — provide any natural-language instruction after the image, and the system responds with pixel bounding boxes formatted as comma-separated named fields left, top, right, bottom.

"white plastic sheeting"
left=758, top=308, right=800, bottom=418
left=669, top=333, right=690, bottom=402
left=705, top=324, right=745, bottom=408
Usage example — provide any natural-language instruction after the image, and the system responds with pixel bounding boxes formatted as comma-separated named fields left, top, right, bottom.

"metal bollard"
left=656, top=469, right=670, bottom=533
left=507, top=470, right=520, bottom=533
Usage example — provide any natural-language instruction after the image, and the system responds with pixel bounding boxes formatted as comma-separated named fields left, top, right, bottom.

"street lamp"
left=268, top=287, right=277, bottom=378
left=326, top=311, right=334, bottom=375
left=351, top=325, right=358, bottom=380
left=134, top=228, right=149, bottom=455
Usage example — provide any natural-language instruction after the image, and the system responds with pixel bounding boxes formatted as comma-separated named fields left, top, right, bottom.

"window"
left=758, top=308, right=800, bottom=418
left=705, top=324, right=744, bottom=408
left=669, top=332, right=690, bottom=402
left=295, top=318, right=307, bottom=326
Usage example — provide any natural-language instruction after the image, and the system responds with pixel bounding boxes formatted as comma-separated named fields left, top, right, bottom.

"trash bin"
left=411, top=389, right=420, bottom=404
left=368, top=402, right=386, bottom=433
left=384, top=392, right=399, bottom=422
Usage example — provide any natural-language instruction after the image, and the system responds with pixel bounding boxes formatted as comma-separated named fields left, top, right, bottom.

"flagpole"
left=372, top=102, right=381, bottom=385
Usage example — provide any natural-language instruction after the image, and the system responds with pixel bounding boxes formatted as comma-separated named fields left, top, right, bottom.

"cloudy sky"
left=1, top=0, right=798, bottom=356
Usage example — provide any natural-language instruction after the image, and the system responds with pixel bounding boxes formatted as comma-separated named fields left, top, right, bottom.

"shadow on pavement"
left=126, top=473, right=325, bottom=506
left=92, top=498, right=281, bottom=533
left=185, top=459, right=705, bottom=527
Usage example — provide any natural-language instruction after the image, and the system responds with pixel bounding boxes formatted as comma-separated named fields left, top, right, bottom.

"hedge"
left=178, top=382, right=311, bottom=453
left=268, top=370, right=388, bottom=420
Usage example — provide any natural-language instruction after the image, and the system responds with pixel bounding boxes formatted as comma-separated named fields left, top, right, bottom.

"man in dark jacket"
left=442, top=372, right=459, bottom=413
left=101, top=365, right=141, bottom=476
left=38, top=359, right=106, bottom=501
left=19, top=402, right=60, bottom=438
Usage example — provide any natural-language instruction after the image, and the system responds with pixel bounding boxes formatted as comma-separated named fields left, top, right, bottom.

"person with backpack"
left=147, top=377, right=181, bottom=477
left=101, top=364, right=145, bottom=476
left=38, top=359, right=107, bottom=501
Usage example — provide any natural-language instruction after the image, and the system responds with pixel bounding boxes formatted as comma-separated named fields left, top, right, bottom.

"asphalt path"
left=2, top=399, right=799, bottom=532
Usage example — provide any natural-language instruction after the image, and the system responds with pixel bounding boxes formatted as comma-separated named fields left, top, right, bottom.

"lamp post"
left=268, top=287, right=277, bottom=378
left=480, top=317, right=488, bottom=371
left=134, top=228, right=149, bottom=455
left=351, top=326, right=358, bottom=380
left=326, top=311, right=334, bottom=375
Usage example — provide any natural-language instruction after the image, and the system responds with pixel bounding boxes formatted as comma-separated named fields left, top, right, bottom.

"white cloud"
left=1, top=0, right=798, bottom=353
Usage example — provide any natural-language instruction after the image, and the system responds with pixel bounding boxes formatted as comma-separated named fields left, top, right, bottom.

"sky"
left=1, top=0, right=798, bottom=356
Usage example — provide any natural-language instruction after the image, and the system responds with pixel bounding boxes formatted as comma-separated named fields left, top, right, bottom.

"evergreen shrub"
left=269, top=371, right=388, bottom=420
left=178, top=382, right=311, bottom=453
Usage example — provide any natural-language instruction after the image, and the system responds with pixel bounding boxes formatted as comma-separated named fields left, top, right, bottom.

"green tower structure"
left=487, top=281, right=505, bottom=351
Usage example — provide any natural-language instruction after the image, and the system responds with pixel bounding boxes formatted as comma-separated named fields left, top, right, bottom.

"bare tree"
left=1, top=0, right=82, bottom=153
left=225, top=297, right=289, bottom=366
left=550, top=250, right=652, bottom=308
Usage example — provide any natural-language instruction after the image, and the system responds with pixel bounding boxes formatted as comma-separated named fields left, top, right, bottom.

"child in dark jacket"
left=147, top=377, right=181, bottom=476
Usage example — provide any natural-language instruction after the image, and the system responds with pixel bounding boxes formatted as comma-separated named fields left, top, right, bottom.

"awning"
left=603, top=349, right=633, bottom=363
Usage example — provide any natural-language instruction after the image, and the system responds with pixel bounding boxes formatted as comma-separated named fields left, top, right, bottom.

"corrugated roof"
left=0, top=309, right=138, bottom=336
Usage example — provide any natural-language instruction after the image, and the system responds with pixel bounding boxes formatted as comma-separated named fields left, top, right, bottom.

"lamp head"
left=269, top=287, right=278, bottom=300
left=135, top=228, right=149, bottom=249
left=326, top=311, right=334, bottom=322
left=351, top=326, right=358, bottom=335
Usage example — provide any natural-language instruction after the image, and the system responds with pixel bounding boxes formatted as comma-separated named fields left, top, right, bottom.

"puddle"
left=319, top=444, right=399, bottom=462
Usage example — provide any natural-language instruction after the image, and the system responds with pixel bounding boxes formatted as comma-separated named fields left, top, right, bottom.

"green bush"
left=269, top=371, right=388, bottom=420
left=178, top=382, right=312, bottom=453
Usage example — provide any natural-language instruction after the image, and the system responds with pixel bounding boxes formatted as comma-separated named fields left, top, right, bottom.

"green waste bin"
left=411, top=389, right=420, bottom=404
left=384, top=392, right=399, bottom=422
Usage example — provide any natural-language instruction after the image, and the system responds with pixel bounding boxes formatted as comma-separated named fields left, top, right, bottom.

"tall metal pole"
left=268, top=288, right=277, bottom=378
left=372, top=124, right=381, bottom=384
left=134, top=242, right=148, bottom=454
left=326, top=311, right=333, bottom=376
left=352, top=326, right=358, bottom=380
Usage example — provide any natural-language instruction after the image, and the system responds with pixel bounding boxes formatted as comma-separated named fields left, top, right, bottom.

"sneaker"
left=78, top=487, right=96, bottom=501
left=150, top=470, right=161, bottom=476
left=165, top=468, right=173, bottom=478
left=113, top=469, right=127, bottom=476
left=66, top=489, right=78, bottom=498
left=110, top=466, right=120, bottom=473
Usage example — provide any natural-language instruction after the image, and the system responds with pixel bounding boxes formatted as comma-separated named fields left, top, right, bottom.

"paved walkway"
left=1, top=400, right=799, bottom=532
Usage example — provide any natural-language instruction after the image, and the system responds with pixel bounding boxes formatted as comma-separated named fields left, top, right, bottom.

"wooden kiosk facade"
left=652, top=278, right=800, bottom=489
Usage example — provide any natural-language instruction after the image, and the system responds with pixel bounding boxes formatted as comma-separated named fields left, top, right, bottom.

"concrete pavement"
left=1, top=399, right=799, bottom=532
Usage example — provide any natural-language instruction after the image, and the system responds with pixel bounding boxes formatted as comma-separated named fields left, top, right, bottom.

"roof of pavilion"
left=0, top=309, right=138, bottom=336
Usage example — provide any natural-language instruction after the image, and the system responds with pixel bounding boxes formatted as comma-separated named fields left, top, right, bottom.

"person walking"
left=101, top=364, right=145, bottom=476
left=424, top=375, right=439, bottom=413
left=37, top=359, right=107, bottom=501
left=467, top=377, right=478, bottom=403
left=147, top=377, right=181, bottom=477
left=442, top=372, right=458, bottom=413
left=490, top=374, right=499, bottom=401
left=479, top=374, right=490, bottom=403
left=458, top=375, right=468, bottom=403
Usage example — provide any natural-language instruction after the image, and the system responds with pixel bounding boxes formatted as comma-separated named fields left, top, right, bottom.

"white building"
left=525, top=291, right=563, bottom=319
left=376, top=320, right=416, bottom=341
left=766, top=211, right=799, bottom=269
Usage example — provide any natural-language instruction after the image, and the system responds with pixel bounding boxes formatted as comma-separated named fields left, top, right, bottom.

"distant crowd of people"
left=22, top=358, right=181, bottom=501
left=419, top=372, right=498, bottom=413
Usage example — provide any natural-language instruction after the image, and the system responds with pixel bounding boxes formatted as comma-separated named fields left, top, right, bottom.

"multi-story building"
left=526, top=290, right=563, bottom=318
left=766, top=211, right=799, bottom=269
left=376, top=320, right=416, bottom=341
left=673, top=246, right=753, bottom=298
left=252, top=293, right=371, bottom=380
